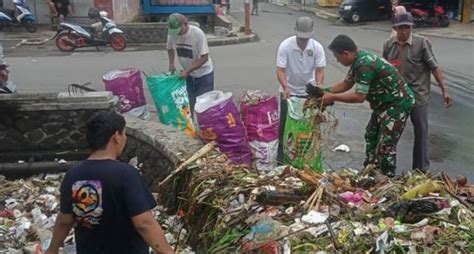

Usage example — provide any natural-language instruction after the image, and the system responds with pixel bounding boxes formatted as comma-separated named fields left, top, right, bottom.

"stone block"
left=26, top=129, right=46, bottom=143
left=0, top=93, right=118, bottom=152
left=118, top=22, right=168, bottom=44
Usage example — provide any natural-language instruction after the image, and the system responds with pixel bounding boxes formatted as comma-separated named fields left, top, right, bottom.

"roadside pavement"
left=1, top=15, right=258, bottom=57
left=274, top=2, right=474, bottom=41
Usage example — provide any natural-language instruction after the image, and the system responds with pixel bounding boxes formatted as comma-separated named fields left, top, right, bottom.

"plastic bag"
left=147, top=74, right=196, bottom=138
left=283, top=97, right=322, bottom=172
left=240, top=90, right=279, bottom=171
left=102, top=68, right=149, bottom=120
left=195, top=90, right=252, bottom=165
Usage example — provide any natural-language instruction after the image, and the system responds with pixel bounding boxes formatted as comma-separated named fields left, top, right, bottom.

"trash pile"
left=1, top=156, right=473, bottom=253
left=0, top=173, right=197, bottom=254
left=164, top=153, right=474, bottom=253
left=0, top=174, right=76, bottom=253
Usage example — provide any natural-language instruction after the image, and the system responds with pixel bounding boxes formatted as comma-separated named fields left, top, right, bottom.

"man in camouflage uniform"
left=320, top=35, right=414, bottom=176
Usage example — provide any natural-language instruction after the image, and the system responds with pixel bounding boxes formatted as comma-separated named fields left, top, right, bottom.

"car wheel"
left=350, top=12, right=360, bottom=23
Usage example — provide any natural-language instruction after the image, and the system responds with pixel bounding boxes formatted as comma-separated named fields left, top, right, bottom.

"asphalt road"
left=5, top=1, right=474, bottom=179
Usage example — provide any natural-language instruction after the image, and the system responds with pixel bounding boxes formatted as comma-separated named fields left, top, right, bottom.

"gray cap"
left=393, top=12, right=414, bottom=27
left=295, top=17, right=314, bottom=39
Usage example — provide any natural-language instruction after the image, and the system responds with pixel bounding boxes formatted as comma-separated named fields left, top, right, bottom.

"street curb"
left=276, top=3, right=338, bottom=21
left=275, top=3, right=474, bottom=41
left=208, top=33, right=259, bottom=47
left=416, top=31, right=474, bottom=41
left=364, top=26, right=474, bottom=42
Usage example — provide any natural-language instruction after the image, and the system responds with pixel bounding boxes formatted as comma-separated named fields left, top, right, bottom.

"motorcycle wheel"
left=24, top=20, right=37, bottom=33
left=110, top=33, right=127, bottom=51
left=55, top=32, right=77, bottom=52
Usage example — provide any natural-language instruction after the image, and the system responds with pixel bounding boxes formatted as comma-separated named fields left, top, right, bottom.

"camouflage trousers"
left=364, top=105, right=410, bottom=176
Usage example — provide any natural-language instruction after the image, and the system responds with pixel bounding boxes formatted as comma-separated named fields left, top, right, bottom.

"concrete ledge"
left=208, top=33, right=259, bottom=46
left=0, top=92, right=117, bottom=153
left=122, top=116, right=202, bottom=209
left=124, top=116, right=202, bottom=165
left=119, top=22, right=168, bottom=44
left=0, top=92, right=117, bottom=111
left=215, top=15, right=233, bottom=30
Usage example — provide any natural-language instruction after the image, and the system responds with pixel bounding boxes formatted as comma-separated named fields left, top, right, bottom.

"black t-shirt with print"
left=60, top=159, right=157, bottom=254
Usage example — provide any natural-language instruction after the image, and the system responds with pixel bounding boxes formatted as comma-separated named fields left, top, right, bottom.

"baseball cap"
left=168, top=13, right=187, bottom=36
left=393, top=12, right=414, bottom=27
left=295, top=17, right=314, bottom=39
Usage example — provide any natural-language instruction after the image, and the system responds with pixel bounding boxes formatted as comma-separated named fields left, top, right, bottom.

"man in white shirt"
left=276, top=16, right=326, bottom=162
left=166, top=13, right=214, bottom=114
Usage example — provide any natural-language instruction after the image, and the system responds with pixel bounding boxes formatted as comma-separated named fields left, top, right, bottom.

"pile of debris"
left=162, top=153, right=474, bottom=253
left=0, top=173, right=194, bottom=253
left=0, top=174, right=76, bottom=253
left=1, top=156, right=473, bottom=253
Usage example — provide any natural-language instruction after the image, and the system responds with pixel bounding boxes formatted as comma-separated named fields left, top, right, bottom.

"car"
left=339, top=0, right=392, bottom=23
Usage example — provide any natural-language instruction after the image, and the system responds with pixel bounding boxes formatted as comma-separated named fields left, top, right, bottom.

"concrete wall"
left=0, top=91, right=202, bottom=200
left=119, top=22, right=168, bottom=43
left=3, top=0, right=94, bottom=24
left=121, top=116, right=202, bottom=208
left=112, top=0, right=141, bottom=23
left=2, top=0, right=138, bottom=24
left=0, top=92, right=117, bottom=153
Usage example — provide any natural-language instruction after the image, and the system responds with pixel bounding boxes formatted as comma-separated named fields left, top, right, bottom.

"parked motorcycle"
left=53, top=8, right=127, bottom=52
left=0, top=0, right=37, bottom=33
left=411, top=3, right=449, bottom=28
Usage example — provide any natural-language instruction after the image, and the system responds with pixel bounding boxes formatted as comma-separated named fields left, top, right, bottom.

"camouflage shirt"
left=345, top=50, right=414, bottom=110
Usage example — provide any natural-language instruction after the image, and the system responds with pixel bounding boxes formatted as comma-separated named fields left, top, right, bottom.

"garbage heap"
left=1, top=157, right=473, bottom=253
left=162, top=153, right=474, bottom=253
left=0, top=172, right=195, bottom=253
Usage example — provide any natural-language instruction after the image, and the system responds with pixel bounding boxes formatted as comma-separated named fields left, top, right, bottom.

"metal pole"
left=244, top=0, right=251, bottom=35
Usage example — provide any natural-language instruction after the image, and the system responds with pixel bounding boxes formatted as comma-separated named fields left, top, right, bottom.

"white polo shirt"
left=276, top=36, right=326, bottom=96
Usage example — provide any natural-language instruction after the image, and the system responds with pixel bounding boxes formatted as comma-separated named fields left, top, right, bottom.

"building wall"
left=3, top=0, right=95, bottom=24
left=2, top=0, right=138, bottom=24
left=112, top=0, right=141, bottom=23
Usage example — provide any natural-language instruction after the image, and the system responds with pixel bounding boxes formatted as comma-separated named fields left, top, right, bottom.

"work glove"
left=306, top=83, right=324, bottom=98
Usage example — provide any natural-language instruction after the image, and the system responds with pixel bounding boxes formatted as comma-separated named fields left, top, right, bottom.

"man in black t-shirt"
left=48, top=0, right=74, bottom=22
left=45, top=111, right=174, bottom=254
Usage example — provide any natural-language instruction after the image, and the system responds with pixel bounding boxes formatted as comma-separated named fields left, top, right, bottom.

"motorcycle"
left=53, top=8, right=127, bottom=52
left=411, top=3, right=449, bottom=28
left=0, top=0, right=37, bottom=33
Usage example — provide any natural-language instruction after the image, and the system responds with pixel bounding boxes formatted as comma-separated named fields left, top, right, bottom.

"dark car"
left=339, top=0, right=392, bottom=23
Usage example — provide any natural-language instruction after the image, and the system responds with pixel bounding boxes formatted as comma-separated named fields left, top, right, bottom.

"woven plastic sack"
left=283, top=97, right=322, bottom=172
left=102, top=68, right=149, bottom=120
left=147, top=74, right=196, bottom=137
left=240, top=90, right=279, bottom=171
left=195, top=90, right=252, bottom=165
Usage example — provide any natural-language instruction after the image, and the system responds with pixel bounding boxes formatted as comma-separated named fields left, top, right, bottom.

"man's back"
left=60, top=159, right=156, bottom=254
